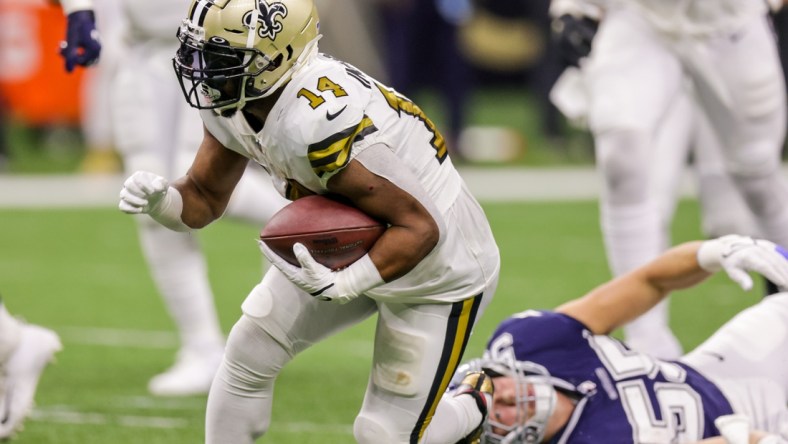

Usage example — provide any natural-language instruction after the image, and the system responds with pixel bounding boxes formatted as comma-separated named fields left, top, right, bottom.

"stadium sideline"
left=0, top=166, right=711, bottom=208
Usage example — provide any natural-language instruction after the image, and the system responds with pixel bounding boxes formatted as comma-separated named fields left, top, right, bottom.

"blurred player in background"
left=118, top=0, right=501, bottom=442
left=551, top=65, right=761, bottom=358
left=440, top=235, right=788, bottom=443
left=63, top=0, right=289, bottom=396
left=0, top=1, right=99, bottom=438
left=548, top=0, right=788, bottom=360
left=76, top=0, right=122, bottom=174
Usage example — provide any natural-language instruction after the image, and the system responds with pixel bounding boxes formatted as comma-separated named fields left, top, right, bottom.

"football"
left=260, top=194, right=386, bottom=270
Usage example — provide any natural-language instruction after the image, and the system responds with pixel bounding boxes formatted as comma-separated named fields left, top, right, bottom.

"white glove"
left=757, top=435, right=788, bottom=444
left=697, top=235, right=788, bottom=291
left=119, top=171, right=169, bottom=214
left=118, top=171, right=190, bottom=232
left=715, top=414, right=750, bottom=444
left=259, top=241, right=383, bottom=304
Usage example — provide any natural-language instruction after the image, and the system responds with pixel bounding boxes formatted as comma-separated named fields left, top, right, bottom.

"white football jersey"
left=612, top=0, right=766, bottom=35
left=119, top=0, right=189, bottom=41
left=202, top=54, right=500, bottom=303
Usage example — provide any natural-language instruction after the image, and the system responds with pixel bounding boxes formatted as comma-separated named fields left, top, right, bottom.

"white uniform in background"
left=107, top=0, right=288, bottom=396
left=551, top=0, right=788, bottom=359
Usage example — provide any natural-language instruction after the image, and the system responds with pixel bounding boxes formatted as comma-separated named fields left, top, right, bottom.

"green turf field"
left=0, top=199, right=765, bottom=443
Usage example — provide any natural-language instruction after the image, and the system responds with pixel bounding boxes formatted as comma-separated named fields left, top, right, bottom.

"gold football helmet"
left=173, top=0, right=320, bottom=114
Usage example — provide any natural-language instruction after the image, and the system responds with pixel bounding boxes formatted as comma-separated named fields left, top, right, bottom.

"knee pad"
left=354, top=413, right=397, bottom=444
left=723, top=141, right=781, bottom=178
left=371, top=321, right=427, bottom=397
left=594, top=129, right=651, bottom=205
left=223, top=315, right=293, bottom=389
left=730, top=171, right=787, bottom=217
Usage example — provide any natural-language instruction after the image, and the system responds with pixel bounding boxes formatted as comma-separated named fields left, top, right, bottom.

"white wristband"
left=60, top=0, right=94, bottom=15
left=714, top=414, right=750, bottom=444
left=149, top=187, right=191, bottom=232
left=697, top=239, right=725, bottom=272
left=335, top=254, right=384, bottom=298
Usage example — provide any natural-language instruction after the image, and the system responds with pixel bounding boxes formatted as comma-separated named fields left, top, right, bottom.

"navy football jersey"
left=483, top=310, right=734, bottom=443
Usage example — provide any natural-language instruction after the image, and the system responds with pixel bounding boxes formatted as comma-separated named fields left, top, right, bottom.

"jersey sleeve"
left=277, top=60, right=380, bottom=185
left=199, top=109, right=249, bottom=157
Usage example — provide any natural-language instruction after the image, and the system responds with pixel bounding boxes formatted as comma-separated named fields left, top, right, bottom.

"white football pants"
left=205, top=267, right=496, bottom=444
left=585, top=9, right=788, bottom=359
left=682, top=293, right=788, bottom=437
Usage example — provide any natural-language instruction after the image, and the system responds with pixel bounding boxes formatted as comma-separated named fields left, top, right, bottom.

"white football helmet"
left=173, top=0, right=320, bottom=115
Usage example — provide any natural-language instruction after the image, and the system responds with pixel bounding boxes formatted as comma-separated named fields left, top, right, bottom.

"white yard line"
left=56, top=326, right=179, bottom=349
left=31, top=406, right=354, bottom=435
left=29, top=408, right=190, bottom=429
left=55, top=326, right=373, bottom=355
left=0, top=167, right=706, bottom=207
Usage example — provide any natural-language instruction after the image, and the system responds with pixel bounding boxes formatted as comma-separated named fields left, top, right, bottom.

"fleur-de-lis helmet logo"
left=243, top=1, right=288, bottom=40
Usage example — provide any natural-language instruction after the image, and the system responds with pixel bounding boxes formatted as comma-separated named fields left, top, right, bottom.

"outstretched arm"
left=557, top=236, right=788, bottom=334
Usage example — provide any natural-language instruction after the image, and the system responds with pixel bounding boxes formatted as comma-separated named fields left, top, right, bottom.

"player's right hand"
left=60, top=10, right=101, bottom=73
left=119, top=171, right=169, bottom=215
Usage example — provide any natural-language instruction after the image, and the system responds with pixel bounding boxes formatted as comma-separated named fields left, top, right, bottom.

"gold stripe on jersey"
left=375, top=83, right=448, bottom=163
left=307, top=116, right=377, bottom=177
left=410, top=294, right=483, bottom=443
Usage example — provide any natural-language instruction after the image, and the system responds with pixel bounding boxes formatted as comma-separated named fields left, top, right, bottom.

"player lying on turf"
left=437, top=235, right=788, bottom=444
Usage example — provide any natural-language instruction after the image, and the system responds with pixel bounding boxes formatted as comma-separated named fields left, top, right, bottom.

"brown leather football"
left=260, top=195, right=386, bottom=270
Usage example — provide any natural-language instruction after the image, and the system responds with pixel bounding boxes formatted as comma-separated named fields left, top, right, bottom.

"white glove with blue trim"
left=698, top=235, right=788, bottom=291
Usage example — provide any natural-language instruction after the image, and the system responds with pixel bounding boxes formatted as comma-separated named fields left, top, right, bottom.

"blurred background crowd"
left=6, top=0, right=785, bottom=174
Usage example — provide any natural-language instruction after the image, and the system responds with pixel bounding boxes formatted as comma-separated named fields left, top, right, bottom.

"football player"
left=444, top=235, right=788, bottom=443
left=118, top=0, right=500, bottom=442
left=548, top=0, right=788, bottom=360
left=63, top=0, right=290, bottom=396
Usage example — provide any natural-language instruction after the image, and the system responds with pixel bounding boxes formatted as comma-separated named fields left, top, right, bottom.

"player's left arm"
left=558, top=236, right=788, bottom=334
left=327, top=151, right=439, bottom=282
left=171, top=125, right=251, bottom=228
left=259, top=144, right=439, bottom=304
